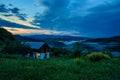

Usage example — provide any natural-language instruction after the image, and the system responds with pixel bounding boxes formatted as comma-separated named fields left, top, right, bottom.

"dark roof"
left=26, top=42, right=44, bottom=49
left=40, top=43, right=50, bottom=49
left=26, top=42, right=50, bottom=50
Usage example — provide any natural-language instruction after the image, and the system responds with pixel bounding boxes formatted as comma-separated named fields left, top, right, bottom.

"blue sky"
left=0, top=0, right=120, bottom=37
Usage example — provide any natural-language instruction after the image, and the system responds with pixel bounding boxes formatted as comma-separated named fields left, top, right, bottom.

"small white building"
left=28, top=42, right=50, bottom=59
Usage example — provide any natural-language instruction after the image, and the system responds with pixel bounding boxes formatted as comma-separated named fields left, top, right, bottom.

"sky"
left=0, top=0, right=120, bottom=38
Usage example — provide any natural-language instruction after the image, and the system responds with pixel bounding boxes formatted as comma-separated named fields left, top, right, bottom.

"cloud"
left=16, top=13, right=27, bottom=21
left=0, top=4, right=9, bottom=13
left=31, top=0, right=120, bottom=37
left=3, top=27, right=78, bottom=35
left=0, top=3, right=39, bottom=29
left=31, top=0, right=70, bottom=29
left=0, top=18, right=38, bottom=29
left=10, top=7, right=20, bottom=14
left=10, top=7, right=27, bottom=21
left=0, top=4, right=27, bottom=21
left=1, top=0, right=120, bottom=37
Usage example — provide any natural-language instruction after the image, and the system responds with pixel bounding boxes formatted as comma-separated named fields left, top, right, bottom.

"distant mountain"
left=85, top=36, right=120, bottom=44
left=14, top=34, right=89, bottom=42
left=22, top=34, right=89, bottom=41
left=14, top=35, right=43, bottom=42
left=84, top=35, right=120, bottom=52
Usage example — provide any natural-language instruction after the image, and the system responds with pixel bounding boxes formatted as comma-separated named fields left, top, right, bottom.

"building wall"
left=35, top=52, right=50, bottom=59
left=36, top=52, right=40, bottom=58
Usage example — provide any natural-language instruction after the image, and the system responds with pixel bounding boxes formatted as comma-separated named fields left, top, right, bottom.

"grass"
left=0, top=57, right=120, bottom=80
left=85, top=52, right=111, bottom=61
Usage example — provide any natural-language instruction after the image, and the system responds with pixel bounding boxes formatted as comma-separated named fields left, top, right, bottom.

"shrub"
left=51, top=48, right=69, bottom=57
left=86, top=52, right=111, bottom=62
left=102, top=48, right=112, bottom=57
left=0, top=53, right=21, bottom=59
left=0, top=53, right=6, bottom=58
left=72, top=42, right=83, bottom=58
left=74, top=58, right=85, bottom=65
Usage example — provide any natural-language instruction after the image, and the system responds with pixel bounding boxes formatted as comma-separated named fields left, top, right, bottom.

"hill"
left=84, top=36, right=120, bottom=52
left=0, top=58, right=120, bottom=80
left=0, top=28, right=31, bottom=55
left=14, top=35, right=43, bottom=42
left=27, top=34, right=88, bottom=41
left=14, top=34, right=89, bottom=42
left=85, top=36, right=120, bottom=43
left=0, top=28, right=16, bottom=44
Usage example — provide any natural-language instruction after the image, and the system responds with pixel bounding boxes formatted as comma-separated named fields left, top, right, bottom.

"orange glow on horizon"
left=3, top=27, right=60, bottom=35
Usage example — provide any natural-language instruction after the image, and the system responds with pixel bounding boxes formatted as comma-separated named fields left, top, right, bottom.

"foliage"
left=1, top=41, right=32, bottom=56
left=0, top=53, right=21, bottom=59
left=0, top=58, right=120, bottom=80
left=51, top=42, right=86, bottom=58
left=51, top=48, right=69, bottom=57
left=0, top=28, right=32, bottom=56
left=0, top=28, right=15, bottom=43
left=72, top=42, right=83, bottom=58
left=86, top=52, right=111, bottom=62
left=74, top=58, right=85, bottom=65
left=102, top=48, right=112, bottom=57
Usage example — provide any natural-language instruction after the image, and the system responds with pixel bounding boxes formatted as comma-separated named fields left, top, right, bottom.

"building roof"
left=26, top=42, right=45, bottom=49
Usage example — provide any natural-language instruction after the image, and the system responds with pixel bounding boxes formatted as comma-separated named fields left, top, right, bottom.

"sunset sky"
left=0, top=0, right=120, bottom=37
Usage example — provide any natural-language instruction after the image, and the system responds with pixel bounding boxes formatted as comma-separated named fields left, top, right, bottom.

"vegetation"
left=0, top=28, right=15, bottom=44
left=50, top=48, right=70, bottom=57
left=50, top=42, right=83, bottom=58
left=72, top=42, right=82, bottom=58
left=0, top=57, right=120, bottom=80
left=74, top=58, right=85, bottom=65
left=0, top=28, right=32, bottom=56
left=0, top=27, right=120, bottom=80
left=86, top=52, right=111, bottom=62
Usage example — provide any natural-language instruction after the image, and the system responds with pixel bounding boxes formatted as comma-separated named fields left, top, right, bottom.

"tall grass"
left=86, top=52, right=111, bottom=61
left=0, top=57, right=120, bottom=80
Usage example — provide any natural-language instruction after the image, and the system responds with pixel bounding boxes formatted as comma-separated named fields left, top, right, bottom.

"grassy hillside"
left=0, top=28, right=31, bottom=55
left=0, top=58, right=120, bottom=80
left=0, top=28, right=16, bottom=44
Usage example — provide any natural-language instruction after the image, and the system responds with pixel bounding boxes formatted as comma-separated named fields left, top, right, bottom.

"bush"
left=51, top=48, right=69, bottom=57
left=0, top=53, right=21, bottom=59
left=86, top=52, right=111, bottom=62
left=72, top=42, right=83, bottom=58
left=0, top=53, right=6, bottom=58
left=74, top=58, right=85, bottom=65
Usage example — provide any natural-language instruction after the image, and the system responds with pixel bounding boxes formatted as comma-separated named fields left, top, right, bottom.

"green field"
left=0, top=57, right=120, bottom=80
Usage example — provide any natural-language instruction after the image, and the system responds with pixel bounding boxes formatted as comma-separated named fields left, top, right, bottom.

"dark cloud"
left=0, top=4, right=9, bottom=12
left=88, top=1, right=120, bottom=13
left=32, top=0, right=70, bottom=29
left=80, top=12, right=120, bottom=37
left=9, top=4, right=13, bottom=6
left=0, top=18, right=36, bottom=29
left=31, top=0, right=120, bottom=37
left=1, top=0, right=120, bottom=37
left=32, top=0, right=88, bottom=30
left=2, top=14, right=13, bottom=17
left=16, top=13, right=27, bottom=21
left=10, top=7, right=20, bottom=14
left=0, top=4, right=27, bottom=21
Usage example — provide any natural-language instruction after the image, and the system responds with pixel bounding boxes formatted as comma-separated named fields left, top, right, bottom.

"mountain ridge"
left=14, top=34, right=89, bottom=42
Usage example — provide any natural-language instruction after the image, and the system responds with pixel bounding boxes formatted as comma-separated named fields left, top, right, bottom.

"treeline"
left=50, top=41, right=113, bottom=59
left=0, top=28, right=32, bottom=56
left=50, top=42, right=83, bottom=58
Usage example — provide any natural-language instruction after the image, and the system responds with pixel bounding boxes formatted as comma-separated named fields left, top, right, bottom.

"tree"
left=3, top=41, right=32, bottom=56
left=0, top=28, right=32, bottom=57
left=72, top=42, right=82, bottom=58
